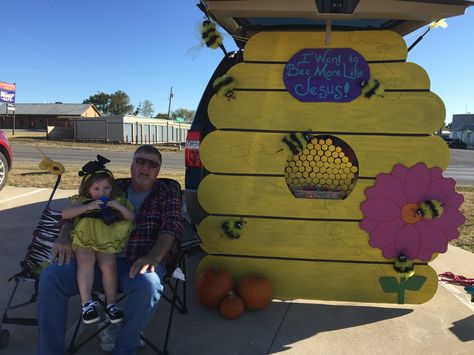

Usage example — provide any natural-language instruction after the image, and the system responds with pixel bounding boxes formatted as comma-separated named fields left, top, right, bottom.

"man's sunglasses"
left=134, top=157, right=161, bottom=168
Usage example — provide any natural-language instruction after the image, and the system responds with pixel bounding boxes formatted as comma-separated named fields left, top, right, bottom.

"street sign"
left=175, top=117, right=184, bottom=123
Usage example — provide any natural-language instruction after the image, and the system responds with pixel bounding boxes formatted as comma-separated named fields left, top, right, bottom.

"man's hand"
left=50, top=223, right=74, bottom=265
left=129, top=254, right=159, bottom=279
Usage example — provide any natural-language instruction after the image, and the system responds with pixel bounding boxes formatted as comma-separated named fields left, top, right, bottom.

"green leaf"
left=379, top=277, right=400, bottom=293
left=404, top=275, right=427, bottom=291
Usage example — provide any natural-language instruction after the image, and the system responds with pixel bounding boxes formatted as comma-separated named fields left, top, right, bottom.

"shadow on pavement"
left=449, top=314, right=474, bottom=342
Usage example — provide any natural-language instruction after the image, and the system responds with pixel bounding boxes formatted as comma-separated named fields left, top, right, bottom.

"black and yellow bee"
left=213, top=75, right=235, bottom=100
left=393, top=253, right=415, bottom=278
left=280, top=131, right=312, bottom=155
left=361, top=79, right=385, bottom=98
left=417, top=199, right=444, bottom=219
left=200, top=20, right=223, bottom=50
left=221, top=218, right=246, bottom=239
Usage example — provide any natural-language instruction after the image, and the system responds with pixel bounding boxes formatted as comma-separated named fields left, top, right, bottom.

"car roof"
left=200, top=0, right=473, bottom=47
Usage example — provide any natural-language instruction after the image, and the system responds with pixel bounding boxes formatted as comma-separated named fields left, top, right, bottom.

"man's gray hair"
left=134, top=145, right=162, bottom=163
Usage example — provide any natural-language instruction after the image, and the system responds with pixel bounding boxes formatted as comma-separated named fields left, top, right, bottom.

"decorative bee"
left=213, top=75, right=236, bottom=100
left=221, top=218, right=247, bottom=239
left=200, top=20, right=223, bottom=50
left=393, top=253, right=415, bottom=278
left=417, top=199, right=444, bottom=219
left=37, top=147, right=65, bottom=175
left=279, top=131, right=312, bottom=155
left=360, top=79, right=385, bottom=98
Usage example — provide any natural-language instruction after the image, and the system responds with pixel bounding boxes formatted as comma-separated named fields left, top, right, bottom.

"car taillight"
left=185, top=130, right=202, bottom=168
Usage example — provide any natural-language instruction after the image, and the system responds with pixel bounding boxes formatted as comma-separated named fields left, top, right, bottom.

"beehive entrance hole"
left=284, top=135, right=359, bottom=199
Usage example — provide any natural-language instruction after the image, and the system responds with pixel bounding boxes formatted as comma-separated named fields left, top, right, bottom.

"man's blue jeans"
left=36, top=257, right=165, bottom=355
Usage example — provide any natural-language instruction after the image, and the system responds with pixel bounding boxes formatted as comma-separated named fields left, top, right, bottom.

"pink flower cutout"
left=360, top=163, right=465, bottom=262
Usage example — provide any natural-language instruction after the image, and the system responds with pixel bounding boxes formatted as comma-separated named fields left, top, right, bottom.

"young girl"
left=62, top=155, right=134, bottom=324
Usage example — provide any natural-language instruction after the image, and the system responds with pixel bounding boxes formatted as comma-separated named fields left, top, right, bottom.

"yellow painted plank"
left=201, top=132, right=449, bottom=177
left=244, top=31, right=407, bottom=62
left=228, top=62, right=430, bottom=90
left=198, top=216, right=436, bottom=263
left=208, top=91, right=445, bottom=134
left=199, top=216, right=381, bottom=261
left=197, top=174, right=371, bottom=219
left=197, top=256, right=437, bottom=304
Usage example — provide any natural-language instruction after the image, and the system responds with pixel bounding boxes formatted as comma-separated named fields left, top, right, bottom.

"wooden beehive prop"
left=197, top=30, right=454, bottom=304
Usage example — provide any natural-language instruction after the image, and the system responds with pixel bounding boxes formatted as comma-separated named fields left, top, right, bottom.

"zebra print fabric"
left=16, top=208, right=62, bottom=281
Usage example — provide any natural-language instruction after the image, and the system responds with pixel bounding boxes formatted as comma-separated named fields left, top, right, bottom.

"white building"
left=450, top=114, right=474, bottom=147
left=74, top=115, right=190, bottom=144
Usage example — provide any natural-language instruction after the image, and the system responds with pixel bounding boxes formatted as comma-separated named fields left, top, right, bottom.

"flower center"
left=401, top=203, right=421, bottom=224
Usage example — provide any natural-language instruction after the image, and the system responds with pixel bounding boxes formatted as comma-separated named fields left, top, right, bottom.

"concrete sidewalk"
left=1, top=186, right=473, bottom=355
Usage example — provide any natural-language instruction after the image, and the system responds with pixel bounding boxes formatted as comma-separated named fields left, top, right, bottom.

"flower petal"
left=415, top=220, right=448, bottom=254
left=426, top=206, right=465, bottom=230
left=361, top=198, right=400, bottom=221
left=369, top=219, right=405, bottom=248
left=430, top=167, right=443, bottom=182
left=405, top=163, right=430, bottom=203
left=395, top=224, right=420, bottom=260
left=416, top=245, right=434, bottom=262
left=445, top=229, right=460, bottom=241
left=365, top=174, right=407, bottom=207
left=427, top=178, right=463, bottom=208
left=391, top=164, right=409, bottom=183
left=360, top=218, right=379, bottom=233
left=381, top=243, right=397, bottom=259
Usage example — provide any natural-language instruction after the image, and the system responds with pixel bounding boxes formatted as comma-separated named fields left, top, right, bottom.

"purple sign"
left=283, top=48, right=370, bottom=102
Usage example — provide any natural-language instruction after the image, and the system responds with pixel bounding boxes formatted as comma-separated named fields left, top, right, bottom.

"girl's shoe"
left=106, top=304, right=124, bottom=324
left=81, top=301, right=100, bottom=324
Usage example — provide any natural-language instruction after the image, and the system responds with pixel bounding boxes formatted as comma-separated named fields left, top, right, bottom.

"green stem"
left=398, top=276, right=406, bottom=304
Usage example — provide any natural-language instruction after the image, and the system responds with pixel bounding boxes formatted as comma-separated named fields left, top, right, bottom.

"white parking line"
left=439, top=282, right=474, bottom=313
left=0, top=188, right=47, bottom=204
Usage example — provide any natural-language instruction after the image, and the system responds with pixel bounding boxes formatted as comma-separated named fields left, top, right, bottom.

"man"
left=37, top=145, right=183, bottom=355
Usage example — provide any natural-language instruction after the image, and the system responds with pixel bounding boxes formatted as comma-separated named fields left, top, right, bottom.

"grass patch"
left=7, top=162, right=184, bottom=190
left=451, top=185, right=474, bottom=253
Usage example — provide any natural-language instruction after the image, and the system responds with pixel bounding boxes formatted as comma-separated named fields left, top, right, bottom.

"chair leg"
left=180, top=256, right=187, bottom=314
left=139, top=333, right=165, bottom=355
left=162, top=276, right=180, bottom=355
left=66, top=315, right=83, bottom=353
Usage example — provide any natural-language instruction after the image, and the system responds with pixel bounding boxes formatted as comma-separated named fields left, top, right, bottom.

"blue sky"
left=1, top=0, right=472, bottom=123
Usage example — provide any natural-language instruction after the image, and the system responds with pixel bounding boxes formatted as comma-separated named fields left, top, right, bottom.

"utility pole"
left=167, top=86, right=173, bottom=120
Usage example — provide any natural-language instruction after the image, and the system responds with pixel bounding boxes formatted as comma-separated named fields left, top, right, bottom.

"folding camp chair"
left=66, top=178, right=201, bottom=354
left=0, top=175, right=63, bottom=349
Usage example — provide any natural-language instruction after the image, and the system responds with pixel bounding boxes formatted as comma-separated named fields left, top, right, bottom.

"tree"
left=108, top=90, right=134, bottom=115
left=83, top=92, right=111, bottom=114
left=83, top=90, right=134, bottom=115
left=171, top=108, right=195, bottom=122
left=141, top=100, right=154, bottom=117
left=155, top=113, right=168, bottom=119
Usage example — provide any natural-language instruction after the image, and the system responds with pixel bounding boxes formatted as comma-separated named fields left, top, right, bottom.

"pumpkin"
left=219, top=291, right=245, bottom=320
left=195, top=267, right=234, bottom=308
left=238, top=275, right=273, bottom=310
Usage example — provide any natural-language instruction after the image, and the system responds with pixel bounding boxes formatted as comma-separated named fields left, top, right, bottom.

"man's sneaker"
left=81, top=301, right=100, bottom=324
left=99, top=319, right=119, bottom=352
left=106, top=304, right=124, bottom=324
left=99, top=320, right=146, bottom=352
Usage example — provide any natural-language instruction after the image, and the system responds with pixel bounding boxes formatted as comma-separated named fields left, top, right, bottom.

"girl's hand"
left=106, top=200, right=123, bottom=210
left=86, top=199, right=103, bottom=210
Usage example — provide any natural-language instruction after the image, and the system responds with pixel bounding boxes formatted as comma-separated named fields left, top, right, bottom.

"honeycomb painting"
left=284, top=135, right=358, bottom=200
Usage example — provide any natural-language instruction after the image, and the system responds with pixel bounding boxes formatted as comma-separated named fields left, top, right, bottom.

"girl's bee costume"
left=69, top=156, right=134, bottom=253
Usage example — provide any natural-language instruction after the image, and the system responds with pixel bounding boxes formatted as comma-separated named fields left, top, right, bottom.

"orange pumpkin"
left=219, top=291, right=245, bottom=320
left=195, top=267, right=234, bottom=308
left=238, top=275, right=273, bottom=310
